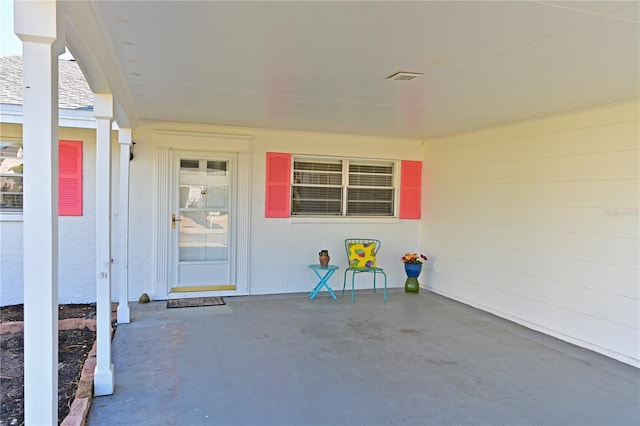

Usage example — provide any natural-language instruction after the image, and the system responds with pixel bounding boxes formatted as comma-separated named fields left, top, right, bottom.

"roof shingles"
left=0, top=56, right=93, bottom=110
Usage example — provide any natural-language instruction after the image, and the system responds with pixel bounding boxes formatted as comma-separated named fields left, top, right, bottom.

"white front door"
left=170, top=152, right=237, bottom=293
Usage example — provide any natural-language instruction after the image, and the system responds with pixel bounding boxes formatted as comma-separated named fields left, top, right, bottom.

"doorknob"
left=171, top=213, right=182, bottom=229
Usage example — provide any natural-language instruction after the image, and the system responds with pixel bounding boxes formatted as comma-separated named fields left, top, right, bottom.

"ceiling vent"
left=387, top=71, right=424, bottom=81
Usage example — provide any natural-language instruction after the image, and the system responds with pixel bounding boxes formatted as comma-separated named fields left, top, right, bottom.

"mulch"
left=0, top=304, right=97, bottom=426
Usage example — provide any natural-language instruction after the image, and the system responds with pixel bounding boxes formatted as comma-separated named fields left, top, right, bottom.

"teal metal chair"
left=342, top=238, right=387, bottom=302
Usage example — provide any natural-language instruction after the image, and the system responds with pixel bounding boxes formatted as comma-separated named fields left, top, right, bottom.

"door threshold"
left=170, top=285, right=236, bottom=293
left=169, top=289, right=241, bottom=300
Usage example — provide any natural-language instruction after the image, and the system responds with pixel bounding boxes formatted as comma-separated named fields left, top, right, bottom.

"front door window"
left=171, top=155, right=235, bottom=291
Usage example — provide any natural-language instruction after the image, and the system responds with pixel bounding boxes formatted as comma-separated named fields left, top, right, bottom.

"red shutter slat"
left=58, top=140, right=82, bottom=216
left=399, top=160, right=421, bottom=219
left=265, top=152, right=291, bottom=218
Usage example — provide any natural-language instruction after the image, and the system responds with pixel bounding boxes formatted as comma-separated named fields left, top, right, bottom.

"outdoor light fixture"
left=129, top=141, right=136, bottom=161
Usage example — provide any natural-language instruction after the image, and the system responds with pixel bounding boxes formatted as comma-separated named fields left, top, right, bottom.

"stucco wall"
left=421, top=101, right=640, bottom=366
left=0, top=123, right=122, bottom=305
left=2, top=121, right=422, bottom=306
left=248, top=128, right=422, bottom=295
left=0, top=214, right=22, bottom=305
left=0, top=123, right=24, bottom=306
left=129, top=123, right=423, bottom=300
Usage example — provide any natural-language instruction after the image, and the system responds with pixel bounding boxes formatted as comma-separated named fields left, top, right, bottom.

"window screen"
left=347, top=162, right=394, bottom=216
left=291, top=158, right=395, bottom=216
left=292, top=160, right=342, bottom=215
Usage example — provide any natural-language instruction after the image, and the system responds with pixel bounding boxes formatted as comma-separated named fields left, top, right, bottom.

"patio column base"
left=94, top=363, right=115, bottom=396
left=117, top=303, right=130, bottom=324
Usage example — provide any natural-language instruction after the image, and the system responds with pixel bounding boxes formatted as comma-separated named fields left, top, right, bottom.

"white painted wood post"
left=117, top=128, right=132, bottom=324
left=94, top=93, right=115, bottom=396
left=14, top=0, right=64, bottom=424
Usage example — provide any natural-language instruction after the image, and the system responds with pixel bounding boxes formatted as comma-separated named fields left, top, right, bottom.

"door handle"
left=171, top=213, right=182, bottom=229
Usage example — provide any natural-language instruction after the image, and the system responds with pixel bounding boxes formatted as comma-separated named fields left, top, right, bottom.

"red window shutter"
left=399, top=160, right=421, bottom=219
left=265, top=152, right=291, bottom=218
left=58, top=140, right=83, bottom=216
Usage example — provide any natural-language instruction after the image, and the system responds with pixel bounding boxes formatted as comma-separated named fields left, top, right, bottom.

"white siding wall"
left=421, top=101, right=640, bottom=366
left=6, top=102, right=636, bottom=367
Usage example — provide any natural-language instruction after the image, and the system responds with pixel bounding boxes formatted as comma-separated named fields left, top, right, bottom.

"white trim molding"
left=117, top=128, right=132, bottom=324
left=0, top=103, right=121, bottom=130
left=152, top=131, right=253, bottom=299
left=152, top=147, right=171, bottom=300
left=235, top=151, right=252, bottom=294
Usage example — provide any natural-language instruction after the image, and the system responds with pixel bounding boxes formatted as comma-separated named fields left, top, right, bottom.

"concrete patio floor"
left=87, top=290, right=639, bottom=426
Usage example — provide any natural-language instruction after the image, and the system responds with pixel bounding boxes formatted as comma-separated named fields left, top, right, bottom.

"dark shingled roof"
left=0, top=56, right=93, bottom=110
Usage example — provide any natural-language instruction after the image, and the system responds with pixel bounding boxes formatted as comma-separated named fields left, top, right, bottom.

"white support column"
left=94, top=93, right=115, bottom=396
left=117, top=128, right=132, bottom=323
left=14, top=1, right=64, bottom=424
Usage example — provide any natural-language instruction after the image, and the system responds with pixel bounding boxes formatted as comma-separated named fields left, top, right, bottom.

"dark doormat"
left=167, top=297, right=225, bottom=309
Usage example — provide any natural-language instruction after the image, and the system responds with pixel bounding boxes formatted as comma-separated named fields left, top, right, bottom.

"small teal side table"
left=308, top=264, right=338, bottom=300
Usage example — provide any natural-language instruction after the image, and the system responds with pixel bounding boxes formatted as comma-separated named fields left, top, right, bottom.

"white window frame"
left=291, top=155, right=399, bottom=218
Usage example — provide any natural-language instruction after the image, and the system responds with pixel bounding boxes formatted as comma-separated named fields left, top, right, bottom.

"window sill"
left=0, top=213, right=23, bottom=222
left=290, top=216, right=400, bottom=224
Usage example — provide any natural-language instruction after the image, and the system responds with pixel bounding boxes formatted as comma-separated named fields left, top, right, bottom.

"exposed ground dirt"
left=0, top=304, right=96, bottom=426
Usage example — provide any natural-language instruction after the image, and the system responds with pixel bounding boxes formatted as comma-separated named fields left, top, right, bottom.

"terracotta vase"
left=318, top=250, right=330, bottom=267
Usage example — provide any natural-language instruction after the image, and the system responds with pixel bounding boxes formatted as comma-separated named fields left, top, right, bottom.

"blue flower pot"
left=404, top=263, right=422, bottom=278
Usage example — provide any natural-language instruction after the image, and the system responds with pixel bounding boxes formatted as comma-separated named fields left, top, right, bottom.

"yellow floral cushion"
left=348, top=242, right=377, bottom=268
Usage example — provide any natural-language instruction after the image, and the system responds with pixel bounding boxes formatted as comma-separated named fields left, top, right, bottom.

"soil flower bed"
left=0, top=304, right=97, bottom=426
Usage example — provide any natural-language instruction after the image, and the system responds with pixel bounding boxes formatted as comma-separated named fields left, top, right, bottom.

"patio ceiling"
left=62, top=1, right=639, bottom=139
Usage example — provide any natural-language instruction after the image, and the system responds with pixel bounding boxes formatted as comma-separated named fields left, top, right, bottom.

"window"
left=291, top=157, right=395, bottom=216
left=0, top=140, right=23, bottom=212
left=0, top=140, right=83, bottom=216
left=347, top=162, right=395, bottom=216
left=265, top=153, right=421, bottom=219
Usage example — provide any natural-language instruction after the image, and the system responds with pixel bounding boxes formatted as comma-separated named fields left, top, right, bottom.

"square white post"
left=94, top=93, right=115, bottom=395
left=117, top=128, right=132, bottom=323
left=14, top=0, right=64, bottom=424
